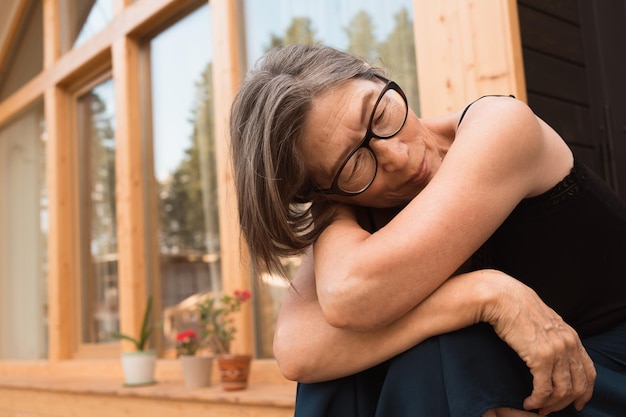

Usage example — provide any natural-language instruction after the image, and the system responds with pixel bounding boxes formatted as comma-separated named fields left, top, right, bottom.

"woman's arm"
left=275, top=250, right=595, bottom=415
left=314, top=97, right=573, bottom=329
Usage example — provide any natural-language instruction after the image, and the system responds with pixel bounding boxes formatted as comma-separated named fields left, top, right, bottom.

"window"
left=76, top=77, right=118, bottom=347
left=243, top=0, right=419, bottom=112
left=242, top=0, right=419, bottom=358
left=145, top=4, right=217, bottom=354
left=0, top=101, right=47, bottom=359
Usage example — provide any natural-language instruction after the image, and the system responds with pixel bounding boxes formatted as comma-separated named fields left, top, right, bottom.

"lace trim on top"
left=516, top=158, right=587, bottom=212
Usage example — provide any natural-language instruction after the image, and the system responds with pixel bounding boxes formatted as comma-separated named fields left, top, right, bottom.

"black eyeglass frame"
left=317, top=74, right=408, bottom=196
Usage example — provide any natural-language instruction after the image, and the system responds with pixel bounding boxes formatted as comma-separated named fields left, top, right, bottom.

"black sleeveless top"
left=457, top=97, right=626, bottom=337
left=471, top=158, right=626, bottom=337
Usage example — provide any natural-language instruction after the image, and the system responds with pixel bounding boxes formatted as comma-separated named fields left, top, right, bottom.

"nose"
left=369, top=137, right=401, bottom=173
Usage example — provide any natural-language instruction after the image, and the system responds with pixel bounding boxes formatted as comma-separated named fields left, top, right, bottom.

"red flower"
left=176, top=329, right=197, bottom=341
left=234, top=289, right=252, bottom=302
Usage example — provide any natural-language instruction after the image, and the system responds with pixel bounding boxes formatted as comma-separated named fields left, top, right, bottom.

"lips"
left=410, top=155, right=428, bottom=186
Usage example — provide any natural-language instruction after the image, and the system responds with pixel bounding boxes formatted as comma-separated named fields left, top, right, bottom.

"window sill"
left=0, top=358, right=296, bottom=409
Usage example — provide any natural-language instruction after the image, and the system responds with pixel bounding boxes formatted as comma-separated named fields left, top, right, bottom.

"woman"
left=230, top=44, right=626, bottom=416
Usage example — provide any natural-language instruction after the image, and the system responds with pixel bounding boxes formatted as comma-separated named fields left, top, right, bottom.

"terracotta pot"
left=216, top=354, right=252, bottom=391
left=180, top=355, right=214, bottom=388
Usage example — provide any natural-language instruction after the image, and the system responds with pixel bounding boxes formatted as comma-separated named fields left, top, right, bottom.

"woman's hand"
left=478, top=270, right=596, bottom=415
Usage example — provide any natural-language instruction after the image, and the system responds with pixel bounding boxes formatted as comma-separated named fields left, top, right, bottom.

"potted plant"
left=176, top=329, right=213, bottom=388
left=197, top=289, right=252, bottom=390
left=112, top=296, right=158, bottom=386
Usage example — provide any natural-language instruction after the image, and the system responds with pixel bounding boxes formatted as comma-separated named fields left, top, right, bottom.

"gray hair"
left=230, top=43, right=386, bottom=277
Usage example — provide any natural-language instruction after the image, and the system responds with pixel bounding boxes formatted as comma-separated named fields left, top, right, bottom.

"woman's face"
left=299, top=77, right=441, bottom=208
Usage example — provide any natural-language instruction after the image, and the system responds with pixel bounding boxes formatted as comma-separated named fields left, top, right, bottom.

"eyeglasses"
left=317, top=75, right=408, bottom=196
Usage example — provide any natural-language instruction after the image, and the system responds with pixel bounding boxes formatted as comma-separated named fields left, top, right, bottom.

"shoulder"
left=444, top=95, right=554, bottom=198
left=455, top=95, right=545, bottom=164
left=456, top=95, right=538, bottom=136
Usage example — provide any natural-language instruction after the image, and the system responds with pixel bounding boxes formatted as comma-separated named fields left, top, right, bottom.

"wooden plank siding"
left=577, top=1, right=626, bottom=198
left=518, top=0, right=626, bottom=198
left=517, top=0, right=599, bottom=170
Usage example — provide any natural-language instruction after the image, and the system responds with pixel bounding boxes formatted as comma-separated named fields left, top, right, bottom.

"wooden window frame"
left=0, top=0, right=249, bottom=363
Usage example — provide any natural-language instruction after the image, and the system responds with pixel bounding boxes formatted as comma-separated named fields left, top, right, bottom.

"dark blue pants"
left=295, top=322, right=626, bottom=417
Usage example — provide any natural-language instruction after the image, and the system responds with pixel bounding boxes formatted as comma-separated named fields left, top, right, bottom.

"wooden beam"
left=210, top=0, right=252, bottom=356
left=0, top=0, right=31, bottom=76
left=43, top=0, right=61, bottom=68
left=413, top=0, right=526, bottom=117
left=112, top=0, right=128, bottom=16
left=112, top=35, right=148, bottom=352
left=41, top=14, right=63, bottom=369
left=45, top=85, right=75, bottom=360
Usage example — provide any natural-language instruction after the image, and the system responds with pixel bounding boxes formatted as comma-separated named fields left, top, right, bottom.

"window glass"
left=0, top=1, right=43, bottom=101
left=147, top=4, right=217, bottom=353
left=244, top=0, right=419, bottom=113
left=243, top=0, right=419, bottom=358
left=0, top=101, right=47, bottom=359
left=60, top=0, right=113, bottom=52
left=76, top=78, right=118, bottom=345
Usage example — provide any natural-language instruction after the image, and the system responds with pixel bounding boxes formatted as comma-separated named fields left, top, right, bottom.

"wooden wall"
left=518, top=0, right=626, bottom=200
left=517, top=0, right=598, bottom=169
left=413, top=0, right=526, bottom=117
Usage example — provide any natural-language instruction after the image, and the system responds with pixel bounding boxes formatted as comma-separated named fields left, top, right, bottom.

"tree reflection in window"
left=77, top=78, right=119, bottom=344
left=157, top=63, right=219, bottom=261
left=260, top=6, right=419, bottom=114
left=148, top=4, right=220, bottom=353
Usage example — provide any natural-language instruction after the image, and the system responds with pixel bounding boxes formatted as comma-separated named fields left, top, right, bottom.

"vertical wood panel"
left=210, top=0, right=252, bottom=355
left=112, top=36, right=148, bottom=352
left=43, top=0, right=61, bottom=68
left=45, top=85, right=75, bottom=360
left=43, top=0, right=73, bottom=360
left=413, top=0, right=526, bottom=117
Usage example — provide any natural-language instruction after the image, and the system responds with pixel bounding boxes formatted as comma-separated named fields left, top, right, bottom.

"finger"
left=574, top=343, right=596, bottom=410
left=550, top=334, right=595, bottom=413
left=539, top=332, right=595, bottom=415
left=537, top=350, right=572, bottom=414
left=523, top=362, right=554, bottom=411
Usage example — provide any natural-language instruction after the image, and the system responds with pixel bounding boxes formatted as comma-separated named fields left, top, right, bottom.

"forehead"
left=299, top=78, right=381, bottom=182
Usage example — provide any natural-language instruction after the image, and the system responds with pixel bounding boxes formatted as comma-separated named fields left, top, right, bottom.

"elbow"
left=273, top=326, right=314, bottom=382
left=275, top=354, right=306, bottom=382
left=274, top=347, right=306, bottom=382
left=318, top=275, right=390, bottom=331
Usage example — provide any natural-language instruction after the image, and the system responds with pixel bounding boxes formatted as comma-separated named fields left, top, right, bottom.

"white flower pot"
left=180, top=355, right=214, bottom=388
left=121, top=350, right=157, bottom=386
